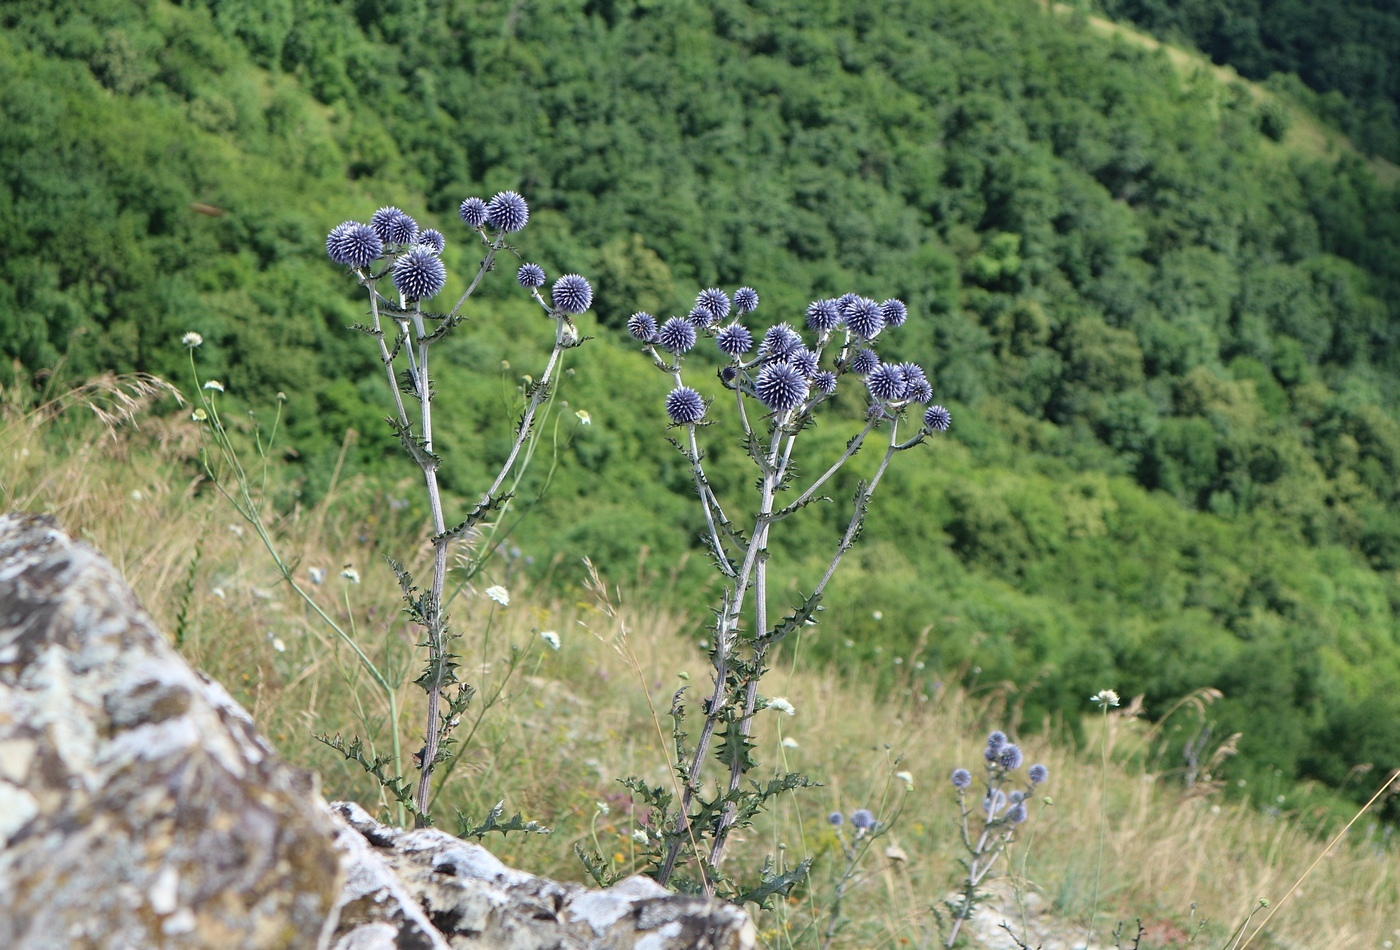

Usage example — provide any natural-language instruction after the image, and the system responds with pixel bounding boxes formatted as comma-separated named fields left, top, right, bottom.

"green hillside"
left=4, top=0, right=1400, bottom=814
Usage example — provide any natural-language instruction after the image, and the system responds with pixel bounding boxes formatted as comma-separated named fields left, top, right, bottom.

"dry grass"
left=3, top=394, right=1398, bottom=948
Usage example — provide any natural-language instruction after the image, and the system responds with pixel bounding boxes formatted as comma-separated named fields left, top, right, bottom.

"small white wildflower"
left=267, top=633, right=286, bottom=653
left=575, top=409, right=592, bottom=425
left=181, top=331, right=203, bottom=348
left=631, top=829, right=648, bottom=845
left=130, top=490, right=143, bottom=501
left=896, top=770, right=914, bottom=788
left=309, top=567, right=326, bottom=585
left=781, top=736, right=799, bottom=749
left=211, top=587, right=225, bottom=600
left=540, top=630, right=560, bottom=651
left=1090, top=689, right=1120, bottom=709
left=485, top=585, right=509, bottom=606
left=228, top=524, right=243, bottom=538
left=203, top=380, right=224, bottom=392
left=191, top=408, right=207, bottom=422
left=872, top=610, right=883, bottom=620
left=914, top=660, right=925, bottom=670
left=341, top=567, right=360, bottom=583
left=766, top=697, right=796, bottom=716
left=595, top=801, right=610, bottom=816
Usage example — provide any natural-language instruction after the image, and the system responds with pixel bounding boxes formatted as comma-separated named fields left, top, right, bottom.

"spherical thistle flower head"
left=734, top=286, right=759, bottom=314
left=924, top=404, right=952, bottom=432
left=696, top=288, right=731, bottom=322
left=951, top=768, right=972, bottom=789
left=850, top=809, right=876, bottom=831
left=716, top=322, right=754, bottom=358
left=551, top=273, right=593, bottom=314
left=486, top=190, right=529, bottom=232
left=628, top=311, right=658, bottom=342
left=985, top=730, right=1008, bottom=760
left=827, top=811, right=843, bottom=827
left=385, top=212, right=419, bottom=246
left=849, top=348, right=879, bottom=376
left=459, top=196, right=488, bottom=228
left=844, top=297, right=885, bottom=340
left=517, top=263, right=546, bottom=288
left=1028, top=764, right=1049, bottom=786
left=866, top=363, right=907, bottom=402
left=754, top=361, right=809, bottom=412
left=665, top=386, right=706, bottom=425
left=812, top=370, right=838, bottom=396
left=898, top=362, right=928, bottom=389
left=686, top=306, right=718, bottom=329
left=789, top=347, right=819, bottom=378
left=907, top=377, right=934, bottom=404
left=656, top=316, right=698, bottom=354
left=760, top=323, right=803, bottom=361
left=880, top=298, right=909, bottom=328
left=998, top=744, right=1024, bottom=771
left=1008, top=803, right=1029, bottom=824
left=392, top=244, right=447, bottom=299
left=419, top=228, right=446, bottom=254
left=805, top=298, right=842, bottom=334
left=326, top=221, right=352, bottom=262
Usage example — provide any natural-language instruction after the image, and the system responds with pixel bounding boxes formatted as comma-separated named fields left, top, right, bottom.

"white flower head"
left=766, top=697, right=796, bottom=716
left=895, top=770, right=914, bottom=788
left=781, top=736, right=799, bottom=749
left=575, top=409, right=592, bottom=425
left=191, top=408, right=207, bottom=422
left=341, top=567, right=360, bottom=584
left=309, top=567, right=326, bottom=585
left=631, top=828, right=648, bottom=845
left=595, top=801, right=609, bottom=816
left=1091, top=689, right=1120, bottom=709
left=182, top=331, right=203, bottom=348
left=203, top=380, right=224, bottom=392
left=485, top=585, right=510, bottom=606
left=540, top=630, right=560, bottom=651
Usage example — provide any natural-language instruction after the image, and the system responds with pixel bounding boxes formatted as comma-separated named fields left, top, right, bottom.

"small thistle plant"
left=942, top=731, right=1050, bottom=947
left=191, top=191, right=591, bottom=827
left=613, top=286, right=951, bottom=898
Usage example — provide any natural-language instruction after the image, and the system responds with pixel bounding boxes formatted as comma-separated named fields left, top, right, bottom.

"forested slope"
left=4, top=0, right=1400, bottom=812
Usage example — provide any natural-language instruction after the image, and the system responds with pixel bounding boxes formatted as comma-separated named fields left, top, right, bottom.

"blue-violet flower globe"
left=845, top=297, right=885, bottom=339
left=696, top=288, right=731, bottom=322
left=486, top=190, right=529, bottom=232
left=628, top=312, right=658, bottom=342
left=392, top=245, right=447, bottom=300
left=806, top=299, right=842, bottom=333
left=551, top=274, right=593, bottom=314
left=665, top=386, right=706, bottom=425
left=850, top=809, right=876, bottom=831
left=459, top=196, right=488, bottom=228
left=761, top=324, right=803, bottom=361
left=849, top=348, right=879, bottom=376
left=517, top=263, right=546, bottom=288
left=866, top=363, right=907, bottom=402
left=734, top=287, right=759, bottom=314
left=924, top=405, right=952, bottom=432
left=812, top=370, right=838, bottom=395
left=419, top=228, right=446, bottom=254
left=716, top=323, right=754, bottom=358
left=880, top=298, right=908, bottom=328
left=656, top=316, right=698, bottom=354
left=998, top=744, right=1024, bottom=771
left=951, top=768, right=972, bottom=789
left=1029, top=764, right=1049, bottom=785
left=755, top=362, right=809, bottom=412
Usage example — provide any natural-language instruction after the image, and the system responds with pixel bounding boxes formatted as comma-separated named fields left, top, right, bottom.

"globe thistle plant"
left=311, top=192, right=591, bottom=824
left=943, top=730, right=1048, bottom=947
left=619, top=281, right=953, bottom=899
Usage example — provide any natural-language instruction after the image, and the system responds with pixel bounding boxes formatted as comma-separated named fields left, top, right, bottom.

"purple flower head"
left=806, top=299, right=842, bottom=334
left=551, top=274, right=593, bottom=314
left=789, top=347, right=819, bottom=378
left=326, top=222, right=351, bottom=261
left=985, top=731, right=1008, bottom=758
left=328, top=222, right=382, bottom=268
left=371, top=206, right=410, bottom=243
left=716, top=323, right=754, bottom=358
left=866, top=363, right=907, bottom=402
left=1028, top=764, right=1049, bottom=786
left=812, top=371, right=838, bottom=395
left=760, top=323, right=803, bottom=361
left=898, top=362, right=928, bottom=389
left=836, top=292, right=860, bottom=314
left=687, top=306, right=719, bottom=329
left=628, top=312, right=658, bottom=342
left=850, top=809, right=876, bottom=831
left=486, top=190, right=529, bottom=232
left=696, top=288, right=731, bottom=322
left=951, top=768, right=972, bottom=789
left=665, top=386, right=706, bottom=425
left=459, top=196, right=488, bottom=228
left=880, top=298, right=908, bottom=328
left=517, top=263, right=546, bottom=288
left=419, top=228, right=446, bottom=254
left=754, top=362, right=809, bottom=412
left=998, top=744, right=1024, bottom=771
left=392, top=245, right=447, bottom=300
left=907, top=377, right=934, bottom=404
left=844, top=297, right=885, bottom=340
left=924, top=404, right=952, bottom=432
left=734, top=287, right=759, bottom=314
left=827, top=811, right=843, bottom=827
left=849, top=348, right=879, bottom=376
left=656, top=316, right=698, bottom=354
left=1008, top=803, right=1029, bottom=824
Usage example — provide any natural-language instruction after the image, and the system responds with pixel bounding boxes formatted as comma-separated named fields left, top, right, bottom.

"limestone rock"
left=0, top=513, right=343, bottom=949
left=329, top=802, right=756, bottom=950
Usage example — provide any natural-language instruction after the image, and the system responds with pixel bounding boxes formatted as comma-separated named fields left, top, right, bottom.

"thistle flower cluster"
left=943, top=731, right=1051, bottom=947
left=322, top=189, right=592, bottom=822
left=628, top=287, right=951, bottom=432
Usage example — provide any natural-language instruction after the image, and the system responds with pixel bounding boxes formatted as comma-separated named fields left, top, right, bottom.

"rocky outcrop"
left=0, top=513, right=754, bottom=950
